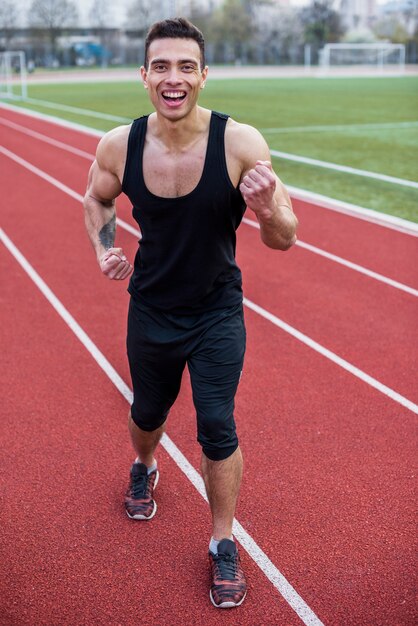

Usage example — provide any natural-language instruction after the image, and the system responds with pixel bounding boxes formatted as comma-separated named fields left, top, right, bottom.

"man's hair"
left=144, top=17, right=205, bottom=70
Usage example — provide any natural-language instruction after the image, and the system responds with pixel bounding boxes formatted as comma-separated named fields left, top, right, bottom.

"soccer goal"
left=0, top=51, right=28, bottom=99
left=319, top=43, right=406, bottom=74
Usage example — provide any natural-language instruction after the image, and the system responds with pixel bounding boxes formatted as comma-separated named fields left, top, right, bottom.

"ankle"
left=212, top=528, right=233, bottom=542
left=134, top=457, right=157, bottom=473
left=209, top=535, right=233, bottom=554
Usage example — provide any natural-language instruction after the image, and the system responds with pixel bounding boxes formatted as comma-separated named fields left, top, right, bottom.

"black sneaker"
left=209, top=539, right=247, bottom=608
left=124, top=462, right=159, bottom=520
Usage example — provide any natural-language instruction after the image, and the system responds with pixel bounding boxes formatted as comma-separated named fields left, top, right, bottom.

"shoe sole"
left=125, top=470, right=159, bottom=521
left=209, top=589, right=247, bottom=608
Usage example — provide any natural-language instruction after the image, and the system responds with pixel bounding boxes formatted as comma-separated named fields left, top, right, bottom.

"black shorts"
left=126, top=298, right=246, bottom=461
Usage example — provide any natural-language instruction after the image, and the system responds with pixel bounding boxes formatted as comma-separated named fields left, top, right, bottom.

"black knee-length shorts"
left=126, top=298, right=246, bottom=461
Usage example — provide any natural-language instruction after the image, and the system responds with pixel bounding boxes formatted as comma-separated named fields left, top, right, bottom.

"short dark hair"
left=144, top=17, right=205, bottom=70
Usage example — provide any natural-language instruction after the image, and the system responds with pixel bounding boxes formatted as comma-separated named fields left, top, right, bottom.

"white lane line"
left=0, top=227, right=324, bottom=626
left=242, top=218, right=418, bottom=297
left=243, top=297, right=418, bottom=415
left=8, top=98, right=418, bottom=188
left=0, top=100, right=105, bottom=137
left=297, top=240, right=418, bottom=297
left=0, top=145, right=84, bottom=202
left=116, top=222, right=417, bottom=414
left=260, top=121, right=418, bottom=134
left=2, top=145, right=416, bottom=296
left=270, top=149, right=418, bottom=190
left=162, top=439, right=322, bottom=626
left=2, top=100, right=418, bottom=236
left=23, top=96, right=132, bottom=123
left=2, top=145, right=417, bottom=415
left=0, top=117, right=94, bottom=160
left=286, top=185, right=418, bottom=237
left=0, top=145, right=134, bottom=236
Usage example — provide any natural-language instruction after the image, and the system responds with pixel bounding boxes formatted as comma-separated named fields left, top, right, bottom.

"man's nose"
left=165, top=67, right=182, bottom=83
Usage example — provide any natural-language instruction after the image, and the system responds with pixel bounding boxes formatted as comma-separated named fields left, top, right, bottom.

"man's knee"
left=130, top=404, right=167, bottom=432
left=197, top=408, right=238, bottom=461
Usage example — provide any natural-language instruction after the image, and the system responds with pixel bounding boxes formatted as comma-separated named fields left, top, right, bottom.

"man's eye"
left=154, top=65, right=166, bottom=71
left=182, top=65, right=195, bottom=72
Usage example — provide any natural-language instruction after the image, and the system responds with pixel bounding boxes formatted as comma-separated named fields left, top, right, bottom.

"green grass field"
left=3, top=75, right=418, bottom=221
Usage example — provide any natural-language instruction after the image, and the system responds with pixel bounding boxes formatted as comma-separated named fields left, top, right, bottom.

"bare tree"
left=126, top=0, right=160, bottom=37
left=299, top=0, right=345, bottom=47
left=28, top=0, right=79, bottom=54
left=254, top=4, right=305, bottom=64
left=210, top=0, right=254, bottom=63
left=89, top=0, right=114, bottom=66
left=0, top=0, right=20, bottom=48
left=89, top=0, right=112, bottom=28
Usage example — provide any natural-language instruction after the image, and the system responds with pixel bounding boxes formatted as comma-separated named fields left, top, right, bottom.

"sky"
left=13, top=0, right=390, bottom=28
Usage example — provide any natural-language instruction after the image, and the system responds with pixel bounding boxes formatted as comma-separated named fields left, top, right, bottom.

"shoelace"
left=131, top=472, right=149, bottom=499
left=213, top=553, right=238, bottom=580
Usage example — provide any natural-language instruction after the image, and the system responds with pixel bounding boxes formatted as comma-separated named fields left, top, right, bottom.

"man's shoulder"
left=225, top=117, right=265, bottom=144
left=99, top=124, right=131, bottom=151
left=96, top=124, right=131, bottom=167
left=224, top=117, right=270, bottom=164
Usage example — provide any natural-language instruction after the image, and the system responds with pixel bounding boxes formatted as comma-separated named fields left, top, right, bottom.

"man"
left=84, top=17, right=297, bottom=609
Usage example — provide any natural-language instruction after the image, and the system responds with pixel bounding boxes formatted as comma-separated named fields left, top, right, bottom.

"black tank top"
left=122, top=111, right=246, bottom=313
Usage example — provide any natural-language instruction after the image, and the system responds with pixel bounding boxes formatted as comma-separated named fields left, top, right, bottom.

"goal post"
left=319, top=43, right=406, bottom=74
left=0, top=51, right=28, bottom=100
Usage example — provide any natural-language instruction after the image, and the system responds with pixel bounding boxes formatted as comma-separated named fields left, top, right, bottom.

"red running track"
left=1, top=105, right=417, bottom=626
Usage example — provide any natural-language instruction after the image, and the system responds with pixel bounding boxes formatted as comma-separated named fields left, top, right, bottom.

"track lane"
left=1, top=151, right=416, bottom=623
left=1, top=136, right=416, bottom=402
left=1, top=105, right=417, bottom=288
left=0, top=105, right=101, bottom=155
left=168, top=311, right=417, bottom=626
left=0, top=242, right=305, bottom=626
left=237, top=226, right=418, bottom=403
left=293, top=199, right=418, bottom=289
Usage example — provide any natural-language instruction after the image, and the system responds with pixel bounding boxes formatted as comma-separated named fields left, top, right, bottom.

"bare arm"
left=233, top=124, right=298, bottom=250
left=83, top=128, right=133, bottom=280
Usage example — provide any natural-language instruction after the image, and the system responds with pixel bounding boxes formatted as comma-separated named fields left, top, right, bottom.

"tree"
left=373, top=17, right=409, bottom=44
left=89, top=0, right=113, bottom=66
left=126, top=0, right=160, bottom=37
left=210, top=0, right=254, bottom=63
left=28, top=0, right=79, bottom=54
left=89, top=0, right=112, bottom=28
left=0, top=0, right=19, bottom=48
left=251, top=3, right=305, bottom=64
left=300, top=0, right=345, bottom=48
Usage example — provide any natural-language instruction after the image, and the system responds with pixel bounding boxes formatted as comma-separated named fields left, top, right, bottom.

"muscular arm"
left=83, top=128, right=133, bottom=280
left=231, top=123, right=298, bottom=250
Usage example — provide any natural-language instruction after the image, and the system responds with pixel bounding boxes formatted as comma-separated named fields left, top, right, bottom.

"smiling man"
left=84, top=17, right=297, bottom=608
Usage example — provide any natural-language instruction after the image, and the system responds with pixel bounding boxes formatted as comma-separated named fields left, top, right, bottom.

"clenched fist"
left=99, top=247, right=133, bottom=280
left=239, top=160, right=276, bottom=218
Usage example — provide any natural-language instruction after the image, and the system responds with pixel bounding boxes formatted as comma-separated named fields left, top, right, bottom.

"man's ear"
left=140, top=66, right=148, bottom=88
left=201, top=65, right=208, bottom=88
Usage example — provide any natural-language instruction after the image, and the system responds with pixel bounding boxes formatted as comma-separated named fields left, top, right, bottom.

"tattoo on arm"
left=99, top=214, right=116, bottom=250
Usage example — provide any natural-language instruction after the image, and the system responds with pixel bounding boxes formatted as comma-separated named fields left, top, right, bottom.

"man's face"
left=141, top=38, right=208, bottom=121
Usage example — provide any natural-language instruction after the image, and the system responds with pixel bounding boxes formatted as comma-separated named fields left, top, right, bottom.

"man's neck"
left=149, top=106, right=210, bottom=151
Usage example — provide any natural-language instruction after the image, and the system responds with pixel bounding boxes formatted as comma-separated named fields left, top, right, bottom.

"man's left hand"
left=239, top=160, right=276, bottom=218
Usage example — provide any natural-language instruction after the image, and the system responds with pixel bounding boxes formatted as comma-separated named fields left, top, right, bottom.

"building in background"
left=1, top=0, right=417, bottom=67
left=378, top=0, right=418, bottom=35
left=338, top=0, right=378, bottom=30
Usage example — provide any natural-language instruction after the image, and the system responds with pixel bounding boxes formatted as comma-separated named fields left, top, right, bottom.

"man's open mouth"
left=162, top=91, right=187, bottom=102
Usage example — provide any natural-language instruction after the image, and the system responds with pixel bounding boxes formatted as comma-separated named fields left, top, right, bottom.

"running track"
left=1, top=106, right=417, bottom=626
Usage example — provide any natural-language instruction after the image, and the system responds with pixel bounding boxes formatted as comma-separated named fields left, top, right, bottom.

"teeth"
left=162, top=91, right=185, bottom=98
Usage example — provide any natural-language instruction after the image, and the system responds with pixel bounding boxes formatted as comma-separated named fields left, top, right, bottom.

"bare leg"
left=128, top=410, right=164, bottom=467
left=201, top=447, right=243, bottom=540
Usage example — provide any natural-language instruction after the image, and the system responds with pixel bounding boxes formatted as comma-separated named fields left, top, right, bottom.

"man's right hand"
left=99, top=247, right=133, bottom=280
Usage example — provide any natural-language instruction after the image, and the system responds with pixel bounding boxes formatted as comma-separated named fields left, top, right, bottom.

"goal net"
left=319, top=43, right=406, bottom=74
left=0, top=51, right=28, bottom=99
